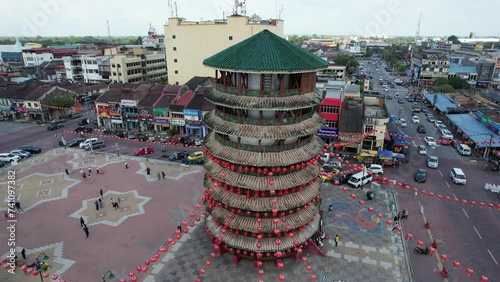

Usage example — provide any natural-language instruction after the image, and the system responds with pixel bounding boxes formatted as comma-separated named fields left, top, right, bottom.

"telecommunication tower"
left=233, top=0, right=246, bottom=16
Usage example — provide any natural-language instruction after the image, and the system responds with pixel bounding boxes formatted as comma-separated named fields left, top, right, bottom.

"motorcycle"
left=414, top=246, right=432, bottom=256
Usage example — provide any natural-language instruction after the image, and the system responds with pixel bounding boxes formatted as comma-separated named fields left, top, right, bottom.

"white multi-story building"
left=110, top=48, right=167, bottom=83
left=63, top=55, right=111, bottom=83
left=22, top=52, right=53, bottom=66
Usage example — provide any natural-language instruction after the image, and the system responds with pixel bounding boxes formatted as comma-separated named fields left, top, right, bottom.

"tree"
left=448, top=77, right=471, bottom=90
left=434, top=78, right=448, bottom=86
left=435, top=84, right=455, bottom=93
left=51, top=97, right=75, bottom=108
left=136, top=36, right=143, bottom=45
left=447, top=35, right=461, bottom=44
left=333, top=54, right=358, bottom=67
left=396, top=64, right=407, bottom=73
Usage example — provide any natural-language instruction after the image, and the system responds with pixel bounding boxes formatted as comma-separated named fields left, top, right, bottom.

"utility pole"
left=483, top=133, right=494, bottom=159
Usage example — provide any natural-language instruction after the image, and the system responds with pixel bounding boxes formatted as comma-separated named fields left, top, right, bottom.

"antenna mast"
left=106, top=20, right=111, bottom=44
left=168, top=0, right=174, bottom=18
left=174, top=1, right=178, bottom=18
left=416, top=12, right=422, bottom=43
left=233, top=0, right=246, bottom=16
left=278, top=4, right=284, bottom=19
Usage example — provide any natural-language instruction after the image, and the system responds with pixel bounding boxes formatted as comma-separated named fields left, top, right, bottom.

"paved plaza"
left=1, top=148, right=411, bottom=282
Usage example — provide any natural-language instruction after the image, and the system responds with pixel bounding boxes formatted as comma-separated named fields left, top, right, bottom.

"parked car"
left=424, top=136, right=436, bottom=146
left=365, top=164, right=384, bottom=175
left=135, top=146, right=154, bottom=156
left=10, top=150, right=31, bottom=158
left=323, top=159, right=343, bottom=170
left=411, top=116, right=420, bottom=124
left=194, top=138, right=202, bottom=146
left=398, top=98, right=405, bottom=104
left=196, top=157, right=206, bottom=165
left=417, top=125, right=426, bottom=134
left=169, top=151, right=188, bottom=161
left=440, top=129, right=453, bottom=136
left=427, top=116, right=436, bottom=123
left=450, top=168, right=466, bottom=184
left=399, top=118, right=407, bottom=128
left=0, top=153, right=21, bottom=163
left=147, top=134, right=157, bottom=141
left=418, top=145, right=427, bottom=155
left=67, top=112, right=81, bottom=119
left=0, top=160, right=6, bottom=167
left=78, top=118, right=90, bottom=126
left=180, top=137, right=194, bottom=146
left=51, top=118, right=66, bottom=124
left=427, top=156, right=439, bottom=168
left=159, top=135, right=169, bottom=143
left=17, top=145, right=42, bottom=154
left=331, top=173, right=353, bottom=185
left=47, top=123, right=64, bottom=131
left=434, top=120, right=443, bottom=128
left=136, top=133, right=148, bottom=141
left=67, top=138, right=86, bottom=147
left=188, top=151, right=205, bottom=161
left=75, top=126, right=93, bottom=133
left=127, top=132, right=136, bottom=139
left=169, top=135, right=180, bottom=145
left=414, top=169, right=428, bottom=183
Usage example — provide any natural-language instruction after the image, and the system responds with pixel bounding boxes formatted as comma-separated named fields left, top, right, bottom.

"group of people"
left=392, top=209, right=409, bottom=231
left=77, top=167, right=104, bottom=182
left=145, top=166, right=166, bottom=180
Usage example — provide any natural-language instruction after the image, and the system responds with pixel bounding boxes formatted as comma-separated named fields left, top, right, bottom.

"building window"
left=174, top=59, right=177, bottom=63
left=324, top=120, right=338, bottom=128
left=174, top=70, right=178, bottom=74
left=365, top=125, right=374, bottom=132
left=33, top=103, right=38, bottom=107
left=175, top=82, right=179, bottom=85
left=320, top=105, right=339, bottom=114
left=172, top=35, right=176, bottom=39
left=229, top=36, right=233, bottom=40
left=173, top=47, right=177, bottom=51
left=28, top=103, right=32, bottom=107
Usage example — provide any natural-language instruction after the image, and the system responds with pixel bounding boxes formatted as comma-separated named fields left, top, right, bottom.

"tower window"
left=229, top=36, right=233, bottom=40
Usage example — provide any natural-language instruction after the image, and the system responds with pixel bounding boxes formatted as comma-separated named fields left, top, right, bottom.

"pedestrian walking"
left=98, top=198, right=103, bottom=208
left=4, top=211, right=8, bottom=220
left=88, top=174, right=93, bottom=182
left=177, top=222, right=182, bottom=231
left=146, top=167, right=151, bottom=175
left=117, top=197, right=120, bottom=203
left=161, top=171, right=166, bottom=179
left=335, top=235, right=339, bottom=247
left=328, top=204, right=333, bottom=212
left=80, top=217, right=85, bottom=227
left=82, top=172, right=87, bottom=180
left=96, top=167, right=100, bottom=174
left=65, top=168, right=69, bottom=175
left=95, top=200, right=99, bottom=211
left=80, top=169, right=83, bottom=176
left=125, top=162, right=129, bottom=169
left=100, top=168, right=104, bottom=174
left=161, top=145, right=165, bottom=152
left=83, top=225, right=89, bottom=238
left=157, top=172, right=161, bottom=180
left=15, top=201, right=23, bottom=212
left=402, top=209, right=408, bottom=219
left=394, top=214, right=399, bottom=222
left=21, top=248, right=26, bottom=260
left=88, top=167, right=92, bottom=174
left=99, top=189, right=103, bottom=199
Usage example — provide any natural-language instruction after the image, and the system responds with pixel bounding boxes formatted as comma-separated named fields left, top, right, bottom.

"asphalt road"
left=0, top=111, right=201, bottom=161
left=363, top=59, right=500, bottom=281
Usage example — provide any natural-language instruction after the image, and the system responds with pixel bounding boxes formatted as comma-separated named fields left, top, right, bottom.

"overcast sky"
left=2, top=0, right=498, bottom=38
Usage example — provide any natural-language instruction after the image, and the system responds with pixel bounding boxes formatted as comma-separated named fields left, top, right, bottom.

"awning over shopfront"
left=378, top=150, right=393, bottom=160
left=425, top=93, right=459, bottom=113
left=446, top=113, right=500, bottom=148
left=358, top=150, right=377, bottom=157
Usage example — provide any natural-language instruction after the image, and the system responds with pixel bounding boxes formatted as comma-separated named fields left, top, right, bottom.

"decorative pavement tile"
left=70, top=190, right=151, bottom=227
left=137, top=160, right=202, bottom=182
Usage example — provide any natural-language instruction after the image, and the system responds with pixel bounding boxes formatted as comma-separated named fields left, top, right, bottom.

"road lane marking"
left=453, top=193, right=457, bottom=198
left=487, top=249, right=498, bottom=265
left=462, top=209, right=469, bottom=219
left=445, top=181, right=450, bottom=188
left=438, top=170, right=443, bottom=177
left=473, top=226, right=483, bottom=239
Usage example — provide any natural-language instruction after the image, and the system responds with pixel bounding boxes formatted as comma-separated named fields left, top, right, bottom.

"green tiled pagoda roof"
left=203, top=30, right=328, bottom=74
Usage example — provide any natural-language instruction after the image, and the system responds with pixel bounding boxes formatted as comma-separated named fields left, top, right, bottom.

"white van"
left=457, top=144, right=471, bottom=156
left=79, top=138, right=98, bottom=149
left=450, top=168, right=466, bottom=184
left=348, top=172, right=373, bottom=188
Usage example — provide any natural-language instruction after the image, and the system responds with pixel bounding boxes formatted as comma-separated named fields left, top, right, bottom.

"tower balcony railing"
left=215, top=84, right=301, bottom=97
left=213, top=109, right=313, bottom=126
left=214, top=134, right=313, bottom=153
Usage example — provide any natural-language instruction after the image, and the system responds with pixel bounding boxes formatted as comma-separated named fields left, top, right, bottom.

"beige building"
left=164, top=15, right=284, bottom=85
left=110, top=48, right=167, bottom=83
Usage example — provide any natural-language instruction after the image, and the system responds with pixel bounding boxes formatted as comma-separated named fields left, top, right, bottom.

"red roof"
left=173, top=90, right=194, bottom=106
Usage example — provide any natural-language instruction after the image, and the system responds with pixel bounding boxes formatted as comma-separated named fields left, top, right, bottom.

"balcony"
left=213, top=109, right=314, bottom=126
left=214, top=134, right=313, bottom=153
left=215, top=84, right=301, bottom=98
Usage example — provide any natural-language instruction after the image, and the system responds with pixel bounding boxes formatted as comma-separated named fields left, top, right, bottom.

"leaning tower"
left=201, top=30, right=328, bottom=260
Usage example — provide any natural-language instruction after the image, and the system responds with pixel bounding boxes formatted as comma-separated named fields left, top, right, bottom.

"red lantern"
left=385, top=220, right=392, bottom=226
left=480, top=276, right=489, bottom=282
left=310, top=274, right=318, bottom=281
left=376, top=213, right=382, bottom=219
left=350, top=194, right=356, bottom=199
left=341, top=187, right=347, bottom=192
left=278, top=274, right=285, bottom=281
left=275, top=239, right=282, bottom=246
left=466, top=268, right=474, bottom=276
left=200, top=268, right=206, bottom=275
left=367, top=207, right=374, bottom=212
left=440, top=254, right=448, bottom=261
left=358, top=200, right=365, bottom=206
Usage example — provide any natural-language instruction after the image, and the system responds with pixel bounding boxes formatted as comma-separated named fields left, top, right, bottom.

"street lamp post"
left=102, top=270, right=115, bottom=282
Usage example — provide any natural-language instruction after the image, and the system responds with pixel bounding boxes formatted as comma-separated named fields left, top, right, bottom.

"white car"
left=399, top=118, right=407, bottom=128
left=434, top=120, right=443, bottom=128
left=428, top=156, right=439, bottom=168
left=411, top=116, right=420, bottom=124
left=365, top=164, right=384, bottom=175
left=0, top=153, right=21, bottom=163
left=440, top=128, right=452, bottom=136
left=424, top=136, right=437, bottom=146
left=10, top=150, right=31, bottom=158
left=418, top=145, right=427, bottom=155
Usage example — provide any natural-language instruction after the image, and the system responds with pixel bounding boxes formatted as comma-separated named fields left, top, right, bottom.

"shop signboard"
left=153, top=108, right=169, bottom=116
left=183, top=109, right=201, bottom=121
left=317, top=128, right=339, bottom=137
left=108, top=102, right=121, bottom=116
left=171, top=118, right=185, bottom=126
left=97, top=105, right=110, bottom=118
left=153, top=118, right=169, bottom=125
left=121, top=99, right=137, bottom=107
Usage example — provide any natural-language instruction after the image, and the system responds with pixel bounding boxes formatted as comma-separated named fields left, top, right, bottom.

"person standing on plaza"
left=82, top=172, right=87, bottom=180
left=157, top=172, right=161, bottom=180
left=15, top=201, right=23, bottom=212
left=177, top=222, right=182, bottom=231
left=146, top=167, right=151, bottom=175
left=95, top=200, right=99, bottom=211
left=392, top=221, right=399, bottom=231
left=88, top=174, right=93, bottom=182
left=65, top=168, right=69, bottom=175
left=99, top=189, right=104, bottom=199
left=83, top=225, right=89, bottom=238
left=125, top=162, right=129, bottom=169
left=402, top=209, right=408, bottom=219
left=98, top=198, right=103, bottom=208
left=96, top=167, right=100, bottom=174
left=80, top=217, right=85, bottom=227
left=80, top=168, right=83, bottom=176
left=21, top=248, right=26, bottom=260
left=161, top=171, right=166, bottom=179
left=88, top=167, right=92, bottom=174
left=335, top=235, right=339, bottom=247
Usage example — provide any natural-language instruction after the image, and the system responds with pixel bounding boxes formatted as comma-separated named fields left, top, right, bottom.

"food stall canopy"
left=358, top=150, right=378, bottom=157
left=378, top=150, right=393, bottom=160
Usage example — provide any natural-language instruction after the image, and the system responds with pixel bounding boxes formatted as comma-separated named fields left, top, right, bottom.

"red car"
left=135, top=146, right=154, bottom=156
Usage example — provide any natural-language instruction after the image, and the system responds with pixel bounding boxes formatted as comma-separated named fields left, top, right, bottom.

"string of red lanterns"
left=339, top=186, right=491, bottom=281
left=39, top=103, right=96, bottom=112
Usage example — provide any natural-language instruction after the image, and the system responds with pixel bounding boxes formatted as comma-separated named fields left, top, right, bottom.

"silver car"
left=10, top=150, right=31, bottom=158
left=427, top=156, right=439, bottom=168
